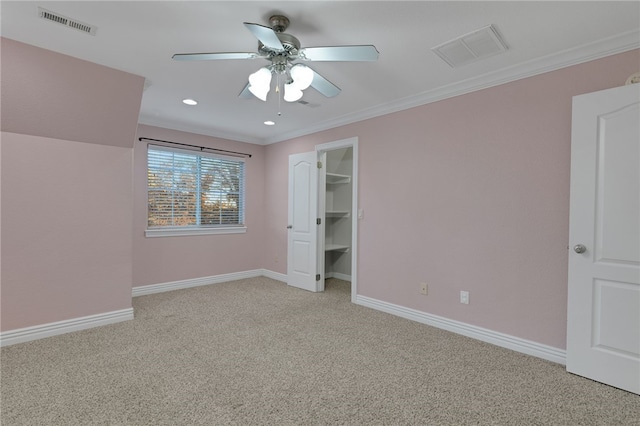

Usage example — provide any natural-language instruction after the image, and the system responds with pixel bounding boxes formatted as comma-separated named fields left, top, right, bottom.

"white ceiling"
left=2, top=1, right=639, bottom=144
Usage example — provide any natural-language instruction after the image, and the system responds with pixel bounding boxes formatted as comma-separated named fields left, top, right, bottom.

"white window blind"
left=147, top=145, right=245, bottom=232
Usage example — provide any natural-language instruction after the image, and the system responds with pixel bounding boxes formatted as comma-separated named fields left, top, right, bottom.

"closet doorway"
left=287, top=137, right=358, bottom=302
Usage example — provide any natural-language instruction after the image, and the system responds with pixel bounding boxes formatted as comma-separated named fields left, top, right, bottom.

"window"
left=146, top=145, right=246, bottom=237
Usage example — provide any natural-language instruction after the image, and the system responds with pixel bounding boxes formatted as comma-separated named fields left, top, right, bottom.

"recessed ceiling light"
left=264, top=120, right=275, bottom=126
left=182, top=98, right=198, bottom=105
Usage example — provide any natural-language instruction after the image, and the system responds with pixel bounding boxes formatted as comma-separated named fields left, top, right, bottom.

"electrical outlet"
left=420, top=283, right=428, bottom=295
left=460, top=291, right=470, bottom=304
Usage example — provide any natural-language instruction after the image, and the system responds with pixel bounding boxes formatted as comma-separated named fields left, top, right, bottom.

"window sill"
left=145, top=226, right=247, bottom=238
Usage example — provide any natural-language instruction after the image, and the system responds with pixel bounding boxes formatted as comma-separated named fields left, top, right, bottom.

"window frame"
left=145, top=144, right=247, bottom=238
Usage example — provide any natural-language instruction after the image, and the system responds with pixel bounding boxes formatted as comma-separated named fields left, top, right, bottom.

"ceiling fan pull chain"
left=277, top=74, right=282, bottom=116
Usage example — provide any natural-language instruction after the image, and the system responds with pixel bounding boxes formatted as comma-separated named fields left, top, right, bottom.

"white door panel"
left=567, top=83, right=640, bottom=394
left=287, top=152, right=319, bottom=292
left=292, top=241, right=311, bottom=273
left=595, top=103, right=640, bottom=264
left=592, top=279, right=639, bottom=356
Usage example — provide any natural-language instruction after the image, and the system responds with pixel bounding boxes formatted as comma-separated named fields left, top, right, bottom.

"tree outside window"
left=147, top=146, right=245, bottom=229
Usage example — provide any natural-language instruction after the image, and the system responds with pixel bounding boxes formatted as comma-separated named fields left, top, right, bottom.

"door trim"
left=316, top=137, right=358, bottom=303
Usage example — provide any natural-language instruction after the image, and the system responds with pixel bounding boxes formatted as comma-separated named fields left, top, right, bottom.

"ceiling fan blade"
left=172, top=52, right=260, bottom=61
left=243, top=22, right=284, bottom=51
left=238, top=83, right=253, bottom=99
left=300, top=45, right=379, bottom=61
left=309, top=69, right=341, bottom=98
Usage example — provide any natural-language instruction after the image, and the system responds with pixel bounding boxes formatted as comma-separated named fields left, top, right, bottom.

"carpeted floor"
left=1, top=277, right=638, bottom=425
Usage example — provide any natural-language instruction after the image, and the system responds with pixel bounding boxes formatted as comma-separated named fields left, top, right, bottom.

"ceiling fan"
left=172, top=15, right=379, bottom=103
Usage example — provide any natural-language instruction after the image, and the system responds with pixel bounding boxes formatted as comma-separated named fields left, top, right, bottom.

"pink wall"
left=263, top=49, right=640, bottom=349
left=132, top=125, right=266, bottom=287
left=1, top=38, right=144, bottom=331
left=1, top=38, right=143, bottom=148
left=1, top=133, right=134, bottom=330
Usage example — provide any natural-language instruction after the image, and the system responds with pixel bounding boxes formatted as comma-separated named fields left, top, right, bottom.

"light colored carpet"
left=1, top=277, right=638, bottom=425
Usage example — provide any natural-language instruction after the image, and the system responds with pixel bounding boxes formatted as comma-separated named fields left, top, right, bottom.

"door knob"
left=287, top=225, right=293, bottom=229
left=574, top=244, right=587, bottom=254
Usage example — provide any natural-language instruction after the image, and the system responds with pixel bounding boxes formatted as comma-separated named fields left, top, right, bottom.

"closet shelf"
left=326, top=173, right=351, bottom=184
left=325, top=244, right=350, bottom=252
left=326, top=211, right=350, bottom=217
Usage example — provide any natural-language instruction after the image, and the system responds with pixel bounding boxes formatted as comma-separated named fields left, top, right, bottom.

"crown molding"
left=263, top=29, right=639, bottom=145
left=137, top=116, right=264, bottom=145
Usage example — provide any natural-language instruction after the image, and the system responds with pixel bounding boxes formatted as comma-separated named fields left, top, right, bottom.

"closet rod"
left=138, top=137, right=252, bottom=158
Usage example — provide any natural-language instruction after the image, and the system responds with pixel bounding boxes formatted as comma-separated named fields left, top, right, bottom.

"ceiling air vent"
left=297, top=100, right=320, bottom=108
left=38, top=7, right=97, bottom=36
left=432, top=25, right=507, bottom=68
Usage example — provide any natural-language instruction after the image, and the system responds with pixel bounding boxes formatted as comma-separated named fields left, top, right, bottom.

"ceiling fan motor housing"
left=258, top=32, right=301, bottom=58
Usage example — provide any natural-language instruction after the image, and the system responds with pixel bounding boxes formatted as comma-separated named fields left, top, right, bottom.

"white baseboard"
left=133, top=269, right=289, bottom=297
left=132, top=269, right=270, bottom=297
left=261, top=269, right=288, bottom=283
left=355, top=295, right=566, bottom=365
left=326, top=272, right=351, bottom=282
left=0, top=308, right=134, bottom=347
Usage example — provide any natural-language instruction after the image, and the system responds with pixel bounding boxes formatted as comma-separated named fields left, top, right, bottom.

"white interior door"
left=287, top=151, right=320, bottom=292
left=567, top=83, right=640, bottom=394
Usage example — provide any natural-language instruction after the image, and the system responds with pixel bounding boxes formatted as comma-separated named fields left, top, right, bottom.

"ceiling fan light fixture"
left=248, top=84, right=269, bottom=101
left=283, top=82, right=303, bottom=102
left=290, top=64, right=313, bottom=90
left=248, top=67, right=272, bottom=101
left=173, top=15, right=379, bottom=102
left=249, top=67, right=272, bottom=89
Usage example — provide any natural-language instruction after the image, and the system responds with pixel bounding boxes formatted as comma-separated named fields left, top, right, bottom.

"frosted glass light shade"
left=249, top=85, right=269, bottom=101
left=283, top=82, right=303, bottom=102
left=248, top=67, right=272, bottom=101
left=249, top=67, right=272, bottom=88
left=290, top=64, right=313, bottom=90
